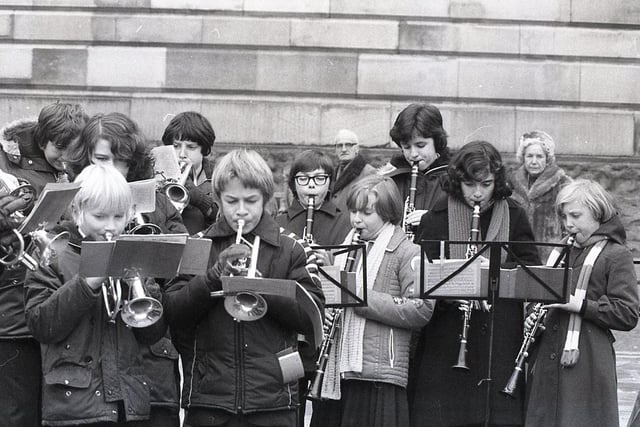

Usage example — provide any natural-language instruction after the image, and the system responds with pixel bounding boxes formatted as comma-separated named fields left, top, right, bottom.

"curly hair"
left=446, top=140, right=512, bottom=200
left=389, top=103, right=450, bottom=161
left=516, top=130, right=556, bottom=164
left=65, top=113, right=154, bottom=182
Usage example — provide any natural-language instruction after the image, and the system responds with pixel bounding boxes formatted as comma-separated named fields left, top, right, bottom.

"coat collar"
left=208, top=213, right=281, bottom=247
left=512, top=163, right=568, bottom=201
left=334, top=154, right=369, bottom=193
left=285, top=199, right=342, bottom=221
left=1, top=118, right=59, bottom=174
left=381, top=153, right=448, bottom=179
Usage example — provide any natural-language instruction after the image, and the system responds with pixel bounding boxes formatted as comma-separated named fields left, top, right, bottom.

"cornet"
left=0, top=226, right=68, bottom=271
left=102, top=232, right=122, bottom=323
left=0, top=170, right=36, bottom=221
left=120, top=271, right=163, bottom=328
left=210, top=219, right=267, bottom=322
left=162, top=160, right=191, bottom=214
left=127, top=213, right=162, bottom=235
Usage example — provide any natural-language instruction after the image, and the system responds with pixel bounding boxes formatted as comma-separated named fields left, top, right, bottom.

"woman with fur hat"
left=510, top=131, right=572, bottom=260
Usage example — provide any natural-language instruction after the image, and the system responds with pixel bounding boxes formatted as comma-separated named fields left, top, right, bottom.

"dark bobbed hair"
left=346, top=175, right=403, bottom=225
left=287, top=150, right=335, bottom=200
left=34, top=102, right=88, bottom=151
left=161, top=111, right=216, bottom=156
left=389, top=103, right=450, bottom=162
left=65, top=112, right=154, bottom=182
left=446, top=140, right=512, bottom=200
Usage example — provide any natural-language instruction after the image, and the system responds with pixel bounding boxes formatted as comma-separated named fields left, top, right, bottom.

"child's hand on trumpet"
left=207, top=244, right=253, bottom=282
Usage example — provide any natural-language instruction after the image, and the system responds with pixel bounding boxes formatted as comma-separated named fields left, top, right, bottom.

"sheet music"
left=151, top=145, right=181, bottom=181
left=18, top=182, right=81, bottom=234
left=422, top=258, right=483, bottom=298
left=128, top=179, right=157, bottom=214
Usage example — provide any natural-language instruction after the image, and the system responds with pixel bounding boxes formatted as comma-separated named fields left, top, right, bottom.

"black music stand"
left=418, top=239, right=572, bottom=427
left=313, top=243, right=368, bottom=308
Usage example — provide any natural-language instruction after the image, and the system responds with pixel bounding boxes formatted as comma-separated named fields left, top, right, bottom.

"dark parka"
left=164, top=214, right=324, bottom=419
left=510, top=163, right=572, bottom=260
left=525, top=216, right=639, bottom=427
left=410, top=196, right=541, bottom=427
left=180, top=157, right=217, bottom=235
left=331, top=154, right=376, bottom=211
left=276, top=198, right=351, bottom=246
left=0, top=120, right=62, bottom=339
left=24, top=225, right=165, bottom=426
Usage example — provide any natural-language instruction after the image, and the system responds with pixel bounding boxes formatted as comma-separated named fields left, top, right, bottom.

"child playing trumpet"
left=24, top=164, right=165, bottom=426
left=164, top=149, right=325, bottom=427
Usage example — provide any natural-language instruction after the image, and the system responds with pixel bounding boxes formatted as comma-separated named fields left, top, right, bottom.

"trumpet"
left=402, top=163, right=419, bottom=240
left=102, top=232, right=122, bottom=323
left=0, top=227, right=68, bottom=271
left=210, top=219, right=267, bottom=322
left=501, top=303, right=547, bottom=397
left=453, top=202, right=481, bottom=371
left=120, top=271, right=163, bottom=328
left=0, top=170, right=36, bottom=219
left=303, top=195, right=315, bottom=245
left=162, top=160, right=191, bottom=214
left=127, top=213, right=162, bottom=235
left=307, top=230, right=360, bottom=401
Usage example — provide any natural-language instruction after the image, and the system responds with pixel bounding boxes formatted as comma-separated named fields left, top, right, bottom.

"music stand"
left=312, top=243, right=368, bottom=308
left=418, top=239, right=572, bottom=427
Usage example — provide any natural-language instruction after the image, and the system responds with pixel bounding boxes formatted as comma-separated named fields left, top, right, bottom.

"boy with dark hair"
left=161, top=111, right=217, bottom=234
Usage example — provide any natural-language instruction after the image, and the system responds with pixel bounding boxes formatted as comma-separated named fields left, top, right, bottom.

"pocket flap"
left=149, top=337, right=179, bottom=360
left=45, top=364, right=91, bottom=388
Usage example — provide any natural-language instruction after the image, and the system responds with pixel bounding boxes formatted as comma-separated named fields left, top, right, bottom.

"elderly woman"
left=511, top=130, right=571, bottom=260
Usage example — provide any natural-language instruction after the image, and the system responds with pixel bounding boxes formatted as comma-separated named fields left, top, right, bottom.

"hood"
left=0, top=118, right=38, bottom=161
left=581, top=215, right=627, bottom=247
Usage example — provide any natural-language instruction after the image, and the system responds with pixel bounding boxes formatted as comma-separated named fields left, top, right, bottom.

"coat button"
left=112, top=410, right=117, bottom=415
left=550, top=353, right=556, bottom=360
left=64, top=379, right=69, bottom=385
left=163, top=349, right=168, bottom=354
left=95, top=390, right=101, bottom=396
left=65, top=344, right=71, bottom=349
left=65, top=391, right=72, bottom=397
left=27, top=160, right=33, bottom=165
left=107, top=390, right=112, bottom=396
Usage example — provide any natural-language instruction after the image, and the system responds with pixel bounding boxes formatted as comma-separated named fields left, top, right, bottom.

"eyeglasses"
left=294, top=175, right=329, bottom=186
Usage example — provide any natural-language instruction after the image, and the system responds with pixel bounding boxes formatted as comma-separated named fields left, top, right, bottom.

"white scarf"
left=321, top=223, right=395, bottom=399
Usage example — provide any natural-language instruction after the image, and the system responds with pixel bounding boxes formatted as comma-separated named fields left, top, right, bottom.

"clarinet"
left=501, top=303, right=547, bottom=397
left=453, top=202, right=481, bottom=371
left=501, top=233, right=575, bottom=396
left=307, top=230, right=360, bottom=401
left=303, top=195, right=315, bottom=245
left=402, top=163, right=419, bottom=240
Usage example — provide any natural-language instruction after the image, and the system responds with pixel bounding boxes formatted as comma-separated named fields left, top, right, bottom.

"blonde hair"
left=211, top=149, right=274, bottom=205
left=72, top=164, right=133, bottom=221
left=516, top=130, right=556, bottom=164
left=555, top=179, right=617, bottom=223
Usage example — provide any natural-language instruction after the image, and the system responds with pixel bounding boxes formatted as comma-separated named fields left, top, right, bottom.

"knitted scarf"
left=321, top=223, right=395, bottom=399
left=448, top=197, right=509, bottom=262
left=560, top=238, right=607, bottom=368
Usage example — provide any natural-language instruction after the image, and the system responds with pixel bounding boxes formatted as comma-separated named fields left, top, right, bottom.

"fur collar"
left=0, top=118, right=38, bottom=163
left=333, top=154, right=369, bottom=193
left=512, top=163, right=568, bottom=201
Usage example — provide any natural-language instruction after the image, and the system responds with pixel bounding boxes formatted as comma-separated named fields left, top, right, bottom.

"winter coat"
left=276, top=198, right=352, bottom=246
left=342, top=226, right=434, bottom=388
left=410, top=196, right=541, bottom=427
left=164, top=214, right=325, bottom=419
left=525, top=216, right=639, bottom=427
left=181, top=158, right=217, bottom=235
left=23, top=224, right=165, bottom=426
left=0, top=120, right=62, bottom=339
left=331, top=154, right=376, bottom=211
left=510, top=163, right=572, bottom=260
left=142, top=191, right=189, bottom=235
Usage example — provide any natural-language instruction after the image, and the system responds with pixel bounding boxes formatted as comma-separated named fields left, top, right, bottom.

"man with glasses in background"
left=331, top=129, right=375, bottom=210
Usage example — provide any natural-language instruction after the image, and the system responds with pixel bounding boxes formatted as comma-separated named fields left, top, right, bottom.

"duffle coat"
left=410, top=196, right=541, bottom=427
left=24, top=226, right=165, bottom=426
left=164, top=214, right=324, bottom=422
left=525, top=216, right=639, bottom=427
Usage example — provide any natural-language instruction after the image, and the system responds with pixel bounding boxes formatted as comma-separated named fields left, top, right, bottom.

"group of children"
left=0, top=101, right=638, bottom=427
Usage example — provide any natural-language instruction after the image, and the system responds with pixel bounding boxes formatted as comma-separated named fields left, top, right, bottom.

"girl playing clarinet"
left=525, top=179, right=639, bottom=427
left=310, top=174, right=434, bottom=427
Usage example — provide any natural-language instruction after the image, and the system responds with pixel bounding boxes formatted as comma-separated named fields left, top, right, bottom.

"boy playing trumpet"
left=164, top=149, right=325, bottom=427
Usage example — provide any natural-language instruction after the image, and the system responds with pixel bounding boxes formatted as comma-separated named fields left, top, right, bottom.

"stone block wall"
left=0, top=1, right=639, bottom=249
